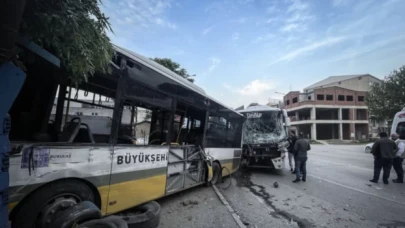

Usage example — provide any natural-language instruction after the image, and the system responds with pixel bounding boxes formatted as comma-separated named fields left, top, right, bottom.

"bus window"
left=9, top=84, right=115, bottom=144
left=206, top=114, right=228, bottom=148
left=396, top=122, right=405, bottom=136
left=59, top=88, right=115, bottom=144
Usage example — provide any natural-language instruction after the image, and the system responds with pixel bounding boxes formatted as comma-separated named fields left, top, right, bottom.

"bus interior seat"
left=73, top=123, right=95, bottom=143
left=59, top=117, right=81, bottom=143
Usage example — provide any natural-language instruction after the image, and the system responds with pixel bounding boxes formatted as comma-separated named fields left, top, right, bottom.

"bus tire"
left=11, top=179, right=96, bottom=228
left=49, top=201, right=102, bottom=228
left=119, top=201, right=161, bottom=228
left=210, top=162, right=222, bottom=185
left=79, top=216, right=128, bottom=228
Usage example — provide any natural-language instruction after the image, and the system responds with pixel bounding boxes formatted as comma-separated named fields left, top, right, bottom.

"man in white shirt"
left=393, top=133, right=404, bottom=183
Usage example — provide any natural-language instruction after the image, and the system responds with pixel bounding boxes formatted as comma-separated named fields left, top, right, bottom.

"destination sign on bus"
left=246, top=112, right=262, bottom=119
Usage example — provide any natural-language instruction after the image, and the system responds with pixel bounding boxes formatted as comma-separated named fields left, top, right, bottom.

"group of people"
left=285, top=130, right=405, bottom=185
left=370, top=132, right=405, bottom=184
left=287, top=131, right=311, bottom=183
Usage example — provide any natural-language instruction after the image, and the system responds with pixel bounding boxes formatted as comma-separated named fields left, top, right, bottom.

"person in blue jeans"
left=293, top=132, right=311, bottom=183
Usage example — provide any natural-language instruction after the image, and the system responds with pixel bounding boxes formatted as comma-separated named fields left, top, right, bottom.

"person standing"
left=293, top=132, right=311, bottom=183
left=370, top=132, right=397, bottom=184
left=287, top=131, right=297, bottom=173
left=393, top=132, right=405, bottom=183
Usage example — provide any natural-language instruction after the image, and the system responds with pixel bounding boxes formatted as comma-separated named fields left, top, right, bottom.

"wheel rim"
left=365, top=147, right=371, bottom=153
left=37, top=194, right=80, bottom=228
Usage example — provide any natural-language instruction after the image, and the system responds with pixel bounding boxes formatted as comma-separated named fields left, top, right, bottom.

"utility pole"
left=0, top=1, right=27, bottom=226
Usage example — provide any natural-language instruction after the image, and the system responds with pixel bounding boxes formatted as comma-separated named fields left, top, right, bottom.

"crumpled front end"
left=241, top=140, right=288, bottom=169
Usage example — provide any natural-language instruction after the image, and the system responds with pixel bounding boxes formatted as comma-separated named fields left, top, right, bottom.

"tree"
left=366, top=65, right=405, bottom=121
left=152, top=57, right=195, bottom=83
left=21, top=0, right=113, bottom=85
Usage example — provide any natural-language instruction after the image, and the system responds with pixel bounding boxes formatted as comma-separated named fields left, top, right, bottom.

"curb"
left=212, top=185, right=246, bottom=228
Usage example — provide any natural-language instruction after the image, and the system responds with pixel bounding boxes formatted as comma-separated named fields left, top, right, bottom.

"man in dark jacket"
left=370, top=132, right=397, bottom=184
left=287, top=131, right=297, bottom=173
left=293, top=132, right=311, bottom=183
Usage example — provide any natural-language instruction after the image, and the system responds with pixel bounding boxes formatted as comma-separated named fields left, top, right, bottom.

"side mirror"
left=285, top=117, right=291, bottom=127
left=282, top=109, right=289, bottom=118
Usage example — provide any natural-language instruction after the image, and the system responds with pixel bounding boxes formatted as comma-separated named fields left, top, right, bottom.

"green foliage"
left=366, top=65, right=405, bottom=121
left=152, top=57, right=195, bottom=83
left=21, top=0, right=113, bottom=85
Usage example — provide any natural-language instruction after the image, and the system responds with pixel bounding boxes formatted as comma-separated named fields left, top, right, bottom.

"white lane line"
left=212, top=185, right=247, bottom=228
left=308, top=173, right=405, bottom=206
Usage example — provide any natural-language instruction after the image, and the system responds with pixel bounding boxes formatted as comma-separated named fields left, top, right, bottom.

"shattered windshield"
left=242, top=111, right=285, bottom=144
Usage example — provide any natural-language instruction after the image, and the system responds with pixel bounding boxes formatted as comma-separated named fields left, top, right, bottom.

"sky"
left=101, top=0, right=405, bottom=108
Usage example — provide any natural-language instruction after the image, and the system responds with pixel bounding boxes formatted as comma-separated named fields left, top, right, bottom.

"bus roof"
left=113, top=45, right=243, bottom=117
left=238, top=105, right=281, bottom=113
left=114, top=45, right=206, bottom=95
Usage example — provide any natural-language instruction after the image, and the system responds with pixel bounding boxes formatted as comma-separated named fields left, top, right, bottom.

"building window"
left=338, top=95, right=345, bottom=101
left=317, top=94, right=324, bottom=100
left=308, top=96, right=311, bottom=100
left=346, top=95, right=353, bottom=101
left=326, top=95, right=333, bottom=101
left=358, top=96, right=365, bottom=102
left=338, top=82, right=341, bottom=85
left=286, top=100, right=290, bottom=105
left=292, top=97, right=298, bottom=103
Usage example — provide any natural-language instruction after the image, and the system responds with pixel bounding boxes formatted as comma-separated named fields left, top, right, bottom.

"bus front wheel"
left=210, top=162, right=222, bottom=185
left=11, top=180, right=95, bottom=228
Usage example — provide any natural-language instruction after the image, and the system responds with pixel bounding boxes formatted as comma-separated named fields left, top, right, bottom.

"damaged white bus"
left=7, top=45, right=244, bottom=227
left=238, top=105, right=290, bottom=169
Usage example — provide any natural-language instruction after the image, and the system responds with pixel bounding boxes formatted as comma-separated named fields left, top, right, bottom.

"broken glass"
left=242, top=111, right=286, bottom=144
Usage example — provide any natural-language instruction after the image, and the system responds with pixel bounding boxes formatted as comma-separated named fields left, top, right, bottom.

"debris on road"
left=189, top=200, right=199, bottom=205
left=181, top=200, right=199, bottom=206
left=273, top=182, right=279, bottom=188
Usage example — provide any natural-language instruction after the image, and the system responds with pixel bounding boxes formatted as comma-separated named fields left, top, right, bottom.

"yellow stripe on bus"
left=103, top=174, right=167, bottom=215
left=8, top=202, right=18, bottom=212
left=222, top=162, right=234, bottom=177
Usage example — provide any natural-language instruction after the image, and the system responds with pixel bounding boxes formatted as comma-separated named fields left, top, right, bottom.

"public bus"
left=238, top=104, right=290, bottom=169
left=6, top=44, right=244, bottom=227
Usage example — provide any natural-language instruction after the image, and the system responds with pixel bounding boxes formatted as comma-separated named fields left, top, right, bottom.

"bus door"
left=165, top=103, right=207, bottom=194
left=166, top=145, right=208, bottom=194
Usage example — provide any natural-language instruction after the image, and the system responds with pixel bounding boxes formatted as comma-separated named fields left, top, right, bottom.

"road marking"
left=308, top=174, right=405, bottom=206
left=212, top=185, right=247, bottom=228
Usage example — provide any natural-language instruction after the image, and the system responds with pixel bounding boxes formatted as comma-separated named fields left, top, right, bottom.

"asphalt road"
left=218, top=144, right=405, bottom=228
left=159, top=145, right=405, bottom=228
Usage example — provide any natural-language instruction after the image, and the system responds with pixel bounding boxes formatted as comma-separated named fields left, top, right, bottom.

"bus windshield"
left=242, top=111, right=285, bottom=144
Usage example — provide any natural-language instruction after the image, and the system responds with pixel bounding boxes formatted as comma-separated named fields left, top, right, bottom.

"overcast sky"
left=101, top=0, right=405, bottom=108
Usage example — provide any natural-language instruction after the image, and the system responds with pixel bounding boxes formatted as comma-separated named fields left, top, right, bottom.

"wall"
left=135, top=122, right=150, bottom=138
left=313, top=87, right=367, bottom=106
left=283, top=87, right=367, bottom=110
left=309, top=75, right=381, bottom=92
